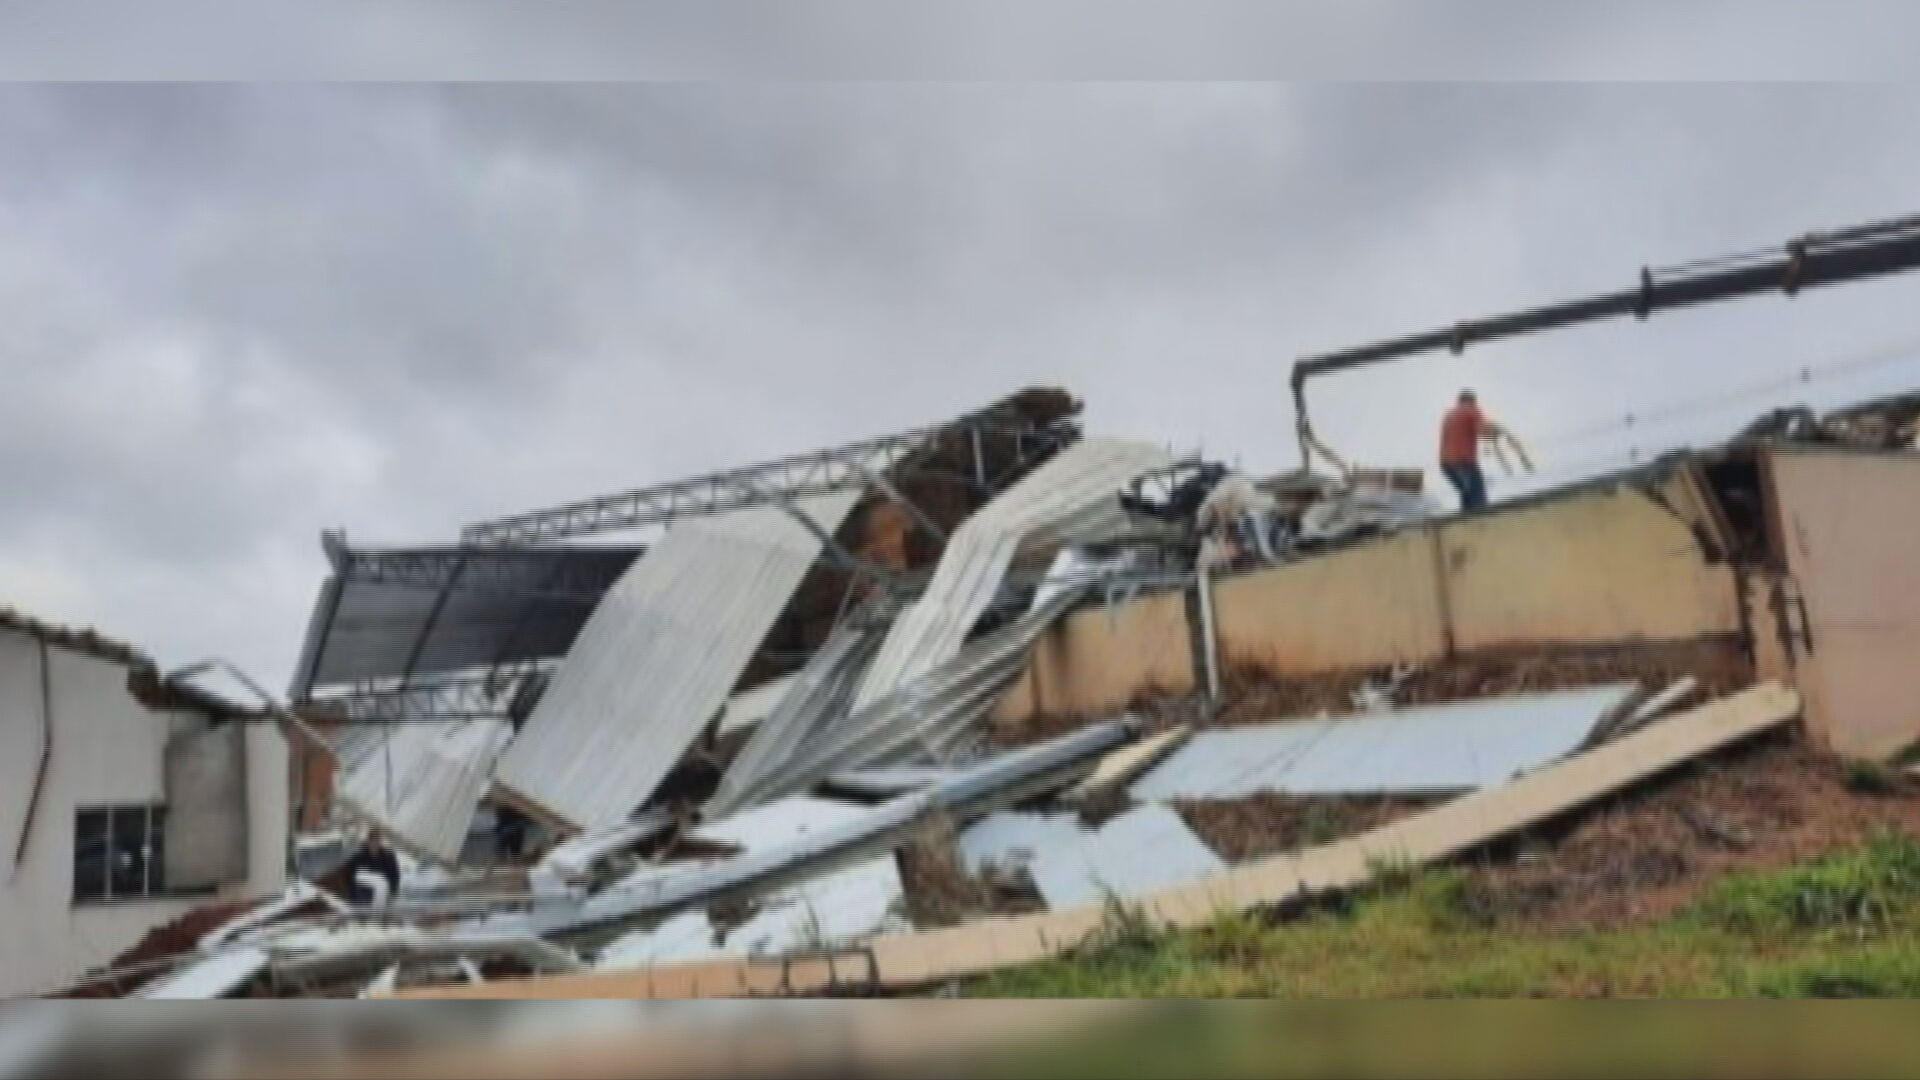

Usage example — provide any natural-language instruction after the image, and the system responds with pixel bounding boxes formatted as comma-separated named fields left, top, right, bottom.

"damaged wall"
left=0, top=626, right=289, bottom=998
left=1440, top=481, right=1742, bottom=652
left=1214, top=529, right=1446, bottom=675
left=989, top=475, right=1743, bottom=722
left=991, top=590, right=1195, bottom=723
left=1765, top=447, right=1920, bottom=758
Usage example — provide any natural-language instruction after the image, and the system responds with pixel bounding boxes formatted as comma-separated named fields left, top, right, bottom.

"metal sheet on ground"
left=386, top=683, right=1800, bottom=998
left=1129, top=684, right=1635, bottom=801
left=137, top=947, right=270, bottom=1000
left=958, top=806, right=1224, bottom=909
left=594, top=854, right=905, bottom=970
left=1028, top=805, right=1224, bottom=909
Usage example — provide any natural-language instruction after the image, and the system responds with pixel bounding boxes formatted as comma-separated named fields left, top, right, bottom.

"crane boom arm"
left=1289, top=214, right=1920, bottom=453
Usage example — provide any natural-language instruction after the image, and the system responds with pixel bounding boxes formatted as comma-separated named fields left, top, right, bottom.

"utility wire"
left=1494, top=341, right=1920, bottom=497
left=1525, top=333, right=1920, bottom=456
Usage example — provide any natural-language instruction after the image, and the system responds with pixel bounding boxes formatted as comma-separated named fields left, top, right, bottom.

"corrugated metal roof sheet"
left=136, top=947, right=270, bottom=1000
left=1129, top=684, right=1636, bottom=801
left=717, top=673, right=800, bottom=738
left=958, top=805, right=1223, bottom=909
left=705, top=623, right=882, bottom=816
left=333, top=717, right=513, bottom=865
left=851, top=438, right=1174, bottom=710
left=494, top=490, right=865, bottom=830
left=594, top=853, right=905, bottom=969
left=707, top=585, right=1094, bottom=817
left=1029, top=805, right=1224, bottom=908
left=475, top=720, right=1136, bottom=941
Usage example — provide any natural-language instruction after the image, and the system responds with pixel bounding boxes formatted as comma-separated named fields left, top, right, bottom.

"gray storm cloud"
left=3, top=76, right=1920, bottom=685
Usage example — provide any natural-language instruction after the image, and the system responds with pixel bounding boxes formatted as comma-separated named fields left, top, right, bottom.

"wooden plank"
left=391, top=682, right=1797, bottom=999
left=1059, top=725, right=1192, bottom=806
left=1211, top=530, right=1448, bottom=675
left=1442, top=486, right=1742, bottom=651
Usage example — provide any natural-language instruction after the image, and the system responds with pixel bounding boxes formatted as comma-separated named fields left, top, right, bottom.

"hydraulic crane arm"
left=1289, top=214, right=1920, bottom=466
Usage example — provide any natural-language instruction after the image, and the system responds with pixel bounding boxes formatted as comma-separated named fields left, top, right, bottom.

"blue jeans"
left=1441, top=461, right=1488, bottom=512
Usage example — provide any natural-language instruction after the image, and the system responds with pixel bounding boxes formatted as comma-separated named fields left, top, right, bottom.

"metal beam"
left=307, top=663, right=554, bottom=723
left=460, top=406, right=1080, bottom=545
left=1290, top=214, right=1920, bottom=434
left=329, top=544, right=644, bottom=601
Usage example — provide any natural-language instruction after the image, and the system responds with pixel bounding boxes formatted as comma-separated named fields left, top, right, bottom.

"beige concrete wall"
left=993, top=590, right=1193, bottom=723
left=989, top=481, right=1743, bottom=720
left=1212, top=530, right=1447, bottom=675
left=1768, top=449, right=1920, bottom=758
left=1440, top=485, right=1743, bottom=652
left=0, top=627, right=288, bottom=997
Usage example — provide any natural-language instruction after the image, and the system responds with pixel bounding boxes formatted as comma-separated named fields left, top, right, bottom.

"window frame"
left=71, top=803, right=209, bottom=906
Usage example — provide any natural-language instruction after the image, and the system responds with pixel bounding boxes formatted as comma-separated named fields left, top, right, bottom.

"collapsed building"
left=37, top=372, right=1920, bottom=1002
left=17, top=213, right=1920, bottom=1005
left=0, top=612, right=291, bottom=999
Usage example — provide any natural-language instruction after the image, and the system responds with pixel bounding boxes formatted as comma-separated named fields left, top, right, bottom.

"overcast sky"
left=7, top=65, right=1920, bottom=687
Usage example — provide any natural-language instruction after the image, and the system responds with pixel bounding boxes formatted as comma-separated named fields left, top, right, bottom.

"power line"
left=1526, top=333, right=1920, bottom=455
left=1488, top=340, right=1920, bottom=496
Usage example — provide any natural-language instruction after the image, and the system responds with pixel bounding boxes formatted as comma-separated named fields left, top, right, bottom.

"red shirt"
left=1439, top=402, right=1485, bottom=464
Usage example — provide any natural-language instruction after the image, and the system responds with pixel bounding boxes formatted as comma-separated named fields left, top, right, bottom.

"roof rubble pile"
left=78, top=384, right=1920, bottom=1000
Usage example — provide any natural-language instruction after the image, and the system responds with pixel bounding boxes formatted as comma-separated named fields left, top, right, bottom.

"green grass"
left=968, top=831, right=1920, bottom=998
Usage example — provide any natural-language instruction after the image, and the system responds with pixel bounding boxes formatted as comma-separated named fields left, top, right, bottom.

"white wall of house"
left=0, top=627, right=288, bottom=998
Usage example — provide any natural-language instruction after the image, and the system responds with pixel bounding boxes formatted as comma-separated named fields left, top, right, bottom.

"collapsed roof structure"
left=60, top=374, right=1920, bottom=1002
left=58, top=215, right=1920, bottom=1002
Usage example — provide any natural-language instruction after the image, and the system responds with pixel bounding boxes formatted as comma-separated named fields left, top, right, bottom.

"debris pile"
left=64, top=384, right=1920, bottom=999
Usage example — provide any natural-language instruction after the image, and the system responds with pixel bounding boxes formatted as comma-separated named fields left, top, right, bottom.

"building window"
left=73, top=805, right=167, bottom=903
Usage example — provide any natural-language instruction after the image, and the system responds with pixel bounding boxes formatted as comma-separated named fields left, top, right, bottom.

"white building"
left=0, top=609, right=289, bottom=998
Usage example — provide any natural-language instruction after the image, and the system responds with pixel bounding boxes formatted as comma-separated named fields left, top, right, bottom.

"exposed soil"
left=895, top=814, right=1044, bottom=928
left=1173, top=793, right=1445, bottom=863
left=1452, top=731, right=1920, bottom=931
left=1209, top=637, right=1754, bottom=728
left=996, top=638, right=1756, bottom=748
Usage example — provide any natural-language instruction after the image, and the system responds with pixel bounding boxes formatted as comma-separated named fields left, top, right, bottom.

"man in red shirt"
left=1439, top=389, right=1496, bottom=512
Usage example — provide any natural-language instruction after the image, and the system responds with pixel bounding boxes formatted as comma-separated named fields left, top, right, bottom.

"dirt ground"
left=895, top=814, right=1046, bottom=927
left=1172, top=793, right=1444, bottom=863
left=1165, top=726, right=1920, bottom=933
left=1206, top=637, right=1755, bottom=728
left=1453, top=730, right=1920, bottom=931
left=995, top=637, right=1755, bottom=747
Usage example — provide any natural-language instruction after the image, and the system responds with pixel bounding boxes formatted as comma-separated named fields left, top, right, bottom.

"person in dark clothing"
left=343, top=832, right=401, bottom=906
left=494, top=805, right=532, bottom=862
